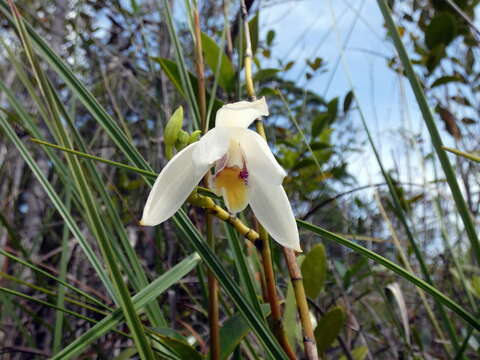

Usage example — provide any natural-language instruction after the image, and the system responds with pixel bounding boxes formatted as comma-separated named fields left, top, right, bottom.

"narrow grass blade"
left=376, top=0, right=480, bottom=264
left=54, top=187, right=72, bottom=353
left=297, top=219, right=480, bottom=332
left=173, top=211, right=289, bottom=360
left=0, top=248, right=109, bottom=310
left=0, top=114, right=113, bottom=296
left=224, top=223, right=264, bottom=317
left=0, top=8, right=290, bottom=356
left=327, top=3, right=460, bottom=348
left=443, top=147, right=480, bottom=163
left=52, top=253, right=201, bottom=360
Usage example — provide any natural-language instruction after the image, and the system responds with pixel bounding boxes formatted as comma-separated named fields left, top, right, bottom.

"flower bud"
left=164, top=106, right=183, bottom=146
left=175, top=129, right=190, bottom=151
left=188, top=130, right=202, bottom=144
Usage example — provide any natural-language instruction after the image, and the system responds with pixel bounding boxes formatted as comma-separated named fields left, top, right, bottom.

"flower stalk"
left=240, top=1, right=317, bottom=359
left=193, top=4, right=220, bottom=359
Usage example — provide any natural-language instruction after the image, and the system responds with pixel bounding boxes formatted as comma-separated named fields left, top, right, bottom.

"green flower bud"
left=188, top=130, right=202, bottom=144
left=165, top=145, right=174, bottom=160
left=175, top=129, right=190, bottom=151
left=164, top=106, right=183, bottom=146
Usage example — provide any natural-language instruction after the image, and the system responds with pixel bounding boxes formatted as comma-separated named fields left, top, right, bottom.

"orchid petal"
left=192, top=126, right=234, bottom=172
left=237, top=128, right=286, bottom=185
left=141, top=142, right=208, bottom=226
left=248, top=174, right=301, bottom=251
left=215, top=97, right=269, bottom=128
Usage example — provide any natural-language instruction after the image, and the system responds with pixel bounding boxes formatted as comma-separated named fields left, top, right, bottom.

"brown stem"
left=193, top=8, right=207, bottom=130
left=223, top=0, right=234, bottom=61
left=206, top=214, right=220, bottom=360
left=258, top=226, right=297, bottom=360
left=239, top=1, right=316, bottom=357
left=239, top=1, right=296, bottom=356
left=283, top=248, right=319, bottom=360
left=240, top=0, right=255, bottom=100
left=194, top=5, right=219, bottom=359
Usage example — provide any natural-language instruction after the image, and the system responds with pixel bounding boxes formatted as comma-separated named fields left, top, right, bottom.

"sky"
left=262, top=0, right=431, bottom=185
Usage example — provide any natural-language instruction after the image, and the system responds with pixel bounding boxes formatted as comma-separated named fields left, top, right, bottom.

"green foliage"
left=425, top=12, right=457, bottom=49
left=314, top=306, right=345, bottom=353
left=0, top=1, right=479, bottom=359
left=340, top=346, right=369, bottom=360
left=217, top=305, right=271, bottom=360
left=201, top=32, right=235, bottom=92
left=152, top=329, right=204, bottom=360
left=301, top=244, right=327, bottom=298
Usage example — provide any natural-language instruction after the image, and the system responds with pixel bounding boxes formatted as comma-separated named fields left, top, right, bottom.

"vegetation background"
left=0, top=0, right=479, bottom=359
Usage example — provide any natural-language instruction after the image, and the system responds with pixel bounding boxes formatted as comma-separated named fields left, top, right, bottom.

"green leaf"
left=425, top=12, right=457, bottom=49
left=201, top=32, right=235, bottom=92
left=301, top=244, right=327, bottom=298
left=253, top=68, right=280, bottom=82
left=307, top=57, right=323, bottom=71
left=258, top=87, right=279, bottom=97
left=249, top=12, right=259, bottom=55
left=52, top=253, right=201, bottom=360
left=471, top=276, right=480, bottom=298
left=314, top=306, right=345, bottom=353
left=282, top=282, right=299, bottom=350
left=297, top=219, right=480, bottom=332
left=266, top=30, right=275, bottom=46
left=153, top=56, right=192, bottom=98
left=292, top=158, right=316, bottom=171
left=311, top=113, right=329, bottom=138
left=284, top=61, right=295, bottom=71
left=343, top=90, right=354, bottom=113
left=327, top=97, right=339, bottom=123
left=218, top=304, right=271, bottom=360
left=430, top=74, right=464, bottom=88
left=115, top=348, right=138, bottom=360
left=340, top=346, right=369, bottom=360
left=310, top=142, right=331, bottom=151
left=152, top=329, right=204, bottom=360
left=153, top=57, right=224, bottom=125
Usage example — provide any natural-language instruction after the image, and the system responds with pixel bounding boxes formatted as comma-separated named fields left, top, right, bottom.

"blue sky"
left=263, top=0, right=427, bottom=184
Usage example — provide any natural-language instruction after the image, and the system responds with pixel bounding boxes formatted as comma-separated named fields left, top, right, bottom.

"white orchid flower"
left=141, top=97, right=301, bottom=251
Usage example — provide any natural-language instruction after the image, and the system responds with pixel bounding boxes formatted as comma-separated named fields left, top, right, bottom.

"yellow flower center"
left=214, top=166, right=248, bottom=213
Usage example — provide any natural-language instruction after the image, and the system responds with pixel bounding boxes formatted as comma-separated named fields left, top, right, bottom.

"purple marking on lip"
left=239, top=168, right=249, bottom=184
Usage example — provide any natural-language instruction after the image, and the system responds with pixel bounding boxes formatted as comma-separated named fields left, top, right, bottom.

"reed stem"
left=239, top=1, right=314, bottom=358
left=193, top=3, right=220, bottom=358
left=283, top=248, right=317, bottom=360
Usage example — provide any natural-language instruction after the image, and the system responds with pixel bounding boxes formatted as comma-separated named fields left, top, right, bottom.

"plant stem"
left=223, top=0, right=234, bottom=61
left=239, top=0, right=315, bottom=358
left=283, top=249, right=317, bottom=360
left=193, top=4, right=219, bottom=358
left=258, top=226, right=297, bottom=360
left=207, top=214, right=220, bottom=360
left=443, top=146, right=480, bottom=163
left=193, top=6, right=207, bottom=131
